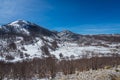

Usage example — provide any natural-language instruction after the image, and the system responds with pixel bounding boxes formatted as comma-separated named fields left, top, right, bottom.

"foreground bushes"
left=0, top=56, right=120, bottom=79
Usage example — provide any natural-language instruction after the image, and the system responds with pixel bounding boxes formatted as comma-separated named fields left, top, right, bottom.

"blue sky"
left=0, top=0, right=120, bottom=34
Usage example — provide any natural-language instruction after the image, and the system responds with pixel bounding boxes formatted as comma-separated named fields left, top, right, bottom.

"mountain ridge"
left=0, top=20, right=120, bottom=62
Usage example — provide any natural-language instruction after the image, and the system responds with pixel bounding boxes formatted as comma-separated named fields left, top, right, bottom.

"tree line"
left=0, top=54, right=120, bottom=80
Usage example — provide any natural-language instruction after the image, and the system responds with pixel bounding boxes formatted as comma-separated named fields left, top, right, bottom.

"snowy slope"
left=51, top=42, right=120, bottom=59
left=0, top=20, right=120, bottom=62
left=0, top=36, right=55, bottom=62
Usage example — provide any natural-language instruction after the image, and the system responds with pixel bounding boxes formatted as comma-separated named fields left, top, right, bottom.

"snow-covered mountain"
left=0, top=20, right=120, bottom=62
left=0, top=20, right=55, bottom=37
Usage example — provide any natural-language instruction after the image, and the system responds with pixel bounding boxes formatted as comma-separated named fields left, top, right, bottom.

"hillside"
left=0, top=20, right=120, bottom=62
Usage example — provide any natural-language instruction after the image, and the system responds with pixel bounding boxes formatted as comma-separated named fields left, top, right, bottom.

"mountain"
left=57, top=30, right=81, bottom=41
left=0, top=20, right=55, bottom=37
left=0, top=20, right=120, bottom=62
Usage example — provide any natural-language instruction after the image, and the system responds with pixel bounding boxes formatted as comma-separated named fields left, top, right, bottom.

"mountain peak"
left=8, top=20, right=30, bottom=27
left=0, top=20, right=55, bottom=37
left=58, top=30, right=75, bottom=36
left=61, top=30, right=72, bottom=33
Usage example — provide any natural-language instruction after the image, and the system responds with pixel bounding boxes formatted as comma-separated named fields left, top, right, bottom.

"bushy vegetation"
left=0, top=55, right=120, bottom=79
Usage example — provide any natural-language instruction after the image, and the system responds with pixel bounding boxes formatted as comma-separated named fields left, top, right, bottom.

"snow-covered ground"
left=0, top=36, right=120, bottom=62
left=51, top=42, right=120, bottom=59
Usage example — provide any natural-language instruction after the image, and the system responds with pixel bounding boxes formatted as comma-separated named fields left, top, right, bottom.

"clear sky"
left=0, top=0, right=120, bottom=34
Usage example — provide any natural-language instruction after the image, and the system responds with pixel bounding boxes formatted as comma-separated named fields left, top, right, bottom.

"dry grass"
left=53, top=68, right=120, bottom=80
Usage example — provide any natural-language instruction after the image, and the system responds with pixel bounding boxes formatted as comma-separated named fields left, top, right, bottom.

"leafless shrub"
left=5, top=55, right=14, bottom=60
left=41, top=45, right=50, bottom=56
